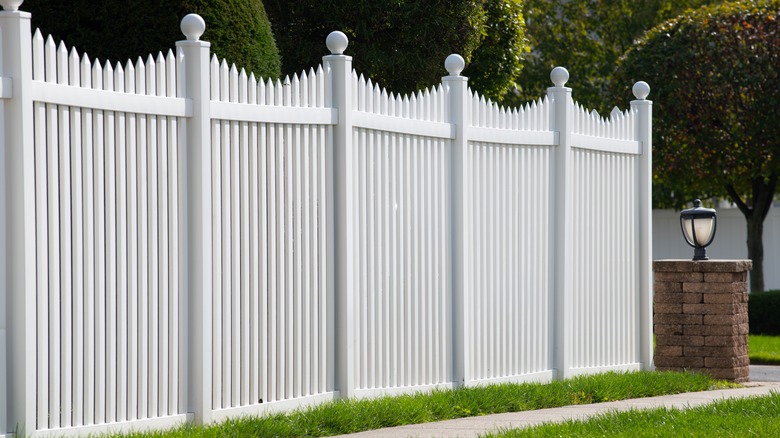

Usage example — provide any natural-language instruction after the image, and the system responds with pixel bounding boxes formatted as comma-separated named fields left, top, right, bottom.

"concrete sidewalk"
left=335, top=366, right=780, bottom=438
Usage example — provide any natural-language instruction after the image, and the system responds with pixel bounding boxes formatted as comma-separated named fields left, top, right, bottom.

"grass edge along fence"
left=1, top=3, right=653, bottom=436
left=108, top=371, right=728, bottom=437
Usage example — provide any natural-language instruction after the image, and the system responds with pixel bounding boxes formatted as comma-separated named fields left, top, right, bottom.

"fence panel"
left=208, top=59, right=336, bottom=417
left=29, top=32, right=186, bottom=434
left=568, top=105, right=642, bottom=373
left=570, top=149, right=639, bottom=371
left=349, top=76, right=454, bottom=395
left=466, top=96, right=554, bottom=384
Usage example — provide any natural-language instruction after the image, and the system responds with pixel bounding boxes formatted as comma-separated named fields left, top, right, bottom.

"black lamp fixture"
left=679, top=199, right=717, bottom=261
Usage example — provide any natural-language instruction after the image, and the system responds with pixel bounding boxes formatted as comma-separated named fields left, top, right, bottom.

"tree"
left=613, top=0, right=780, bottom=292
left=19, top=0, right=281, bottom=79
left=464, top=0, right=529, bottom=102
left=265, top=0, right=529, bottom=101
left=514, top=0, right=715, bottom=112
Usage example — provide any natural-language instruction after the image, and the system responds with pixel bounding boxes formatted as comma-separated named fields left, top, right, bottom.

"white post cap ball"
left=326, top=31, right=349, bottom=55
left=550, top=66, right=569, bottom=87
left=632, top=81, right=651, bottom=100
left=444, top=54, right=465, bottom=76
left=0, top=0, right=24, bottom=11
left=181, top=13, right=206, bottom=41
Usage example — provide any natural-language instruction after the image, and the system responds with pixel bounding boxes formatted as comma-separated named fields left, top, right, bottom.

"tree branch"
left=757, top=173, right=778, bottom=221
left=725, top=183, right=752, bottom=218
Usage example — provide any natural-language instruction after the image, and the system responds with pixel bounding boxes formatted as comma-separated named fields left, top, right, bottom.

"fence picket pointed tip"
left=57, top=40, right=69, bottom=55
left=93, top=58, right=103, bottom=73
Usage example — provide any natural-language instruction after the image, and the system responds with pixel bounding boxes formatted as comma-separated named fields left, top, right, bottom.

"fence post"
left=323, top=31, right=357, bottom=399
left=442, top=55, right=471, bottom=387
left=176, top=14, right=213, bottom=423
left=0, top=1, right=37, bottom=434
left=631, top=82, right=653, bottom=370
left=547, top=67, right=573, bottom=380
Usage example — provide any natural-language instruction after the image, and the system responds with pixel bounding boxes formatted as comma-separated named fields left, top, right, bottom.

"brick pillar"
left=653, top=260, right=751, bottom=383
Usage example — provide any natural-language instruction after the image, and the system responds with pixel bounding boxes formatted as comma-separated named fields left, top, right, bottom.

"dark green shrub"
left=749, top=290, right=780, bottom=335
left=266, top=0, right=529, bottom=100
left=18, top=0, right=281, bottom=79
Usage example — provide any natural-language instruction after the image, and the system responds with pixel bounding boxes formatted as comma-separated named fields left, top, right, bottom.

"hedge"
left=749, top=290, right=780, bottom=335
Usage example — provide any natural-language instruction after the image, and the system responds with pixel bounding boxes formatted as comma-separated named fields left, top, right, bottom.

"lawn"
left=749, top=335, right=780, bottom=365
left=109, top=371, right=731, bottom=437
left=486, top=392, right=780, bottom=437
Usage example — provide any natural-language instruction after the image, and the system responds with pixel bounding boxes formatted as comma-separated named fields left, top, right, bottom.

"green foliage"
left=614, top=0, right=780, bottom=292
left=613, top=0, right=780, bottom=209
left=749, top=290, right=780, bottom=335
left=19, top=0, right=281, bottom=79
left=464, top=0, right=529, bottom=101
left=265, top=0, right=529, bottom=100
left=514, top=0, right=715, bottom=111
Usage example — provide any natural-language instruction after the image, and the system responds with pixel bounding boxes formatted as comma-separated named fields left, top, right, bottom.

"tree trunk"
left=746, top=214, right=764, bottom=292
left=725, top=174, right=777, bottom=293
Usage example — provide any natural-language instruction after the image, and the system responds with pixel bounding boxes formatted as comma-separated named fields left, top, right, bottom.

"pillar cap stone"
left=653, top=259, right=752, bottom=273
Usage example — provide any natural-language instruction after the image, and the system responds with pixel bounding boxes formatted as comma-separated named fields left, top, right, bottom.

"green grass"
left=750, top=335, right=780, bottom=365
left=485, top=392, right=780, bottom=437
left=110, top=371, right=732, bottom=437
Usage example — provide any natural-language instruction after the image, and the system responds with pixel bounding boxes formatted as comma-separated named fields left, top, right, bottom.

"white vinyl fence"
left=0, top=5, right=654, bottom=437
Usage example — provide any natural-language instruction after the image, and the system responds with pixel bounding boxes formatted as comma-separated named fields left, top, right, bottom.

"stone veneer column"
left=653, top=260, right=751, bottom=383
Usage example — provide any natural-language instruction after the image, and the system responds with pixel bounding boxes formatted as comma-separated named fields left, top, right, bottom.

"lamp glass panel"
left=683, top=217, right=715, bottom=246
